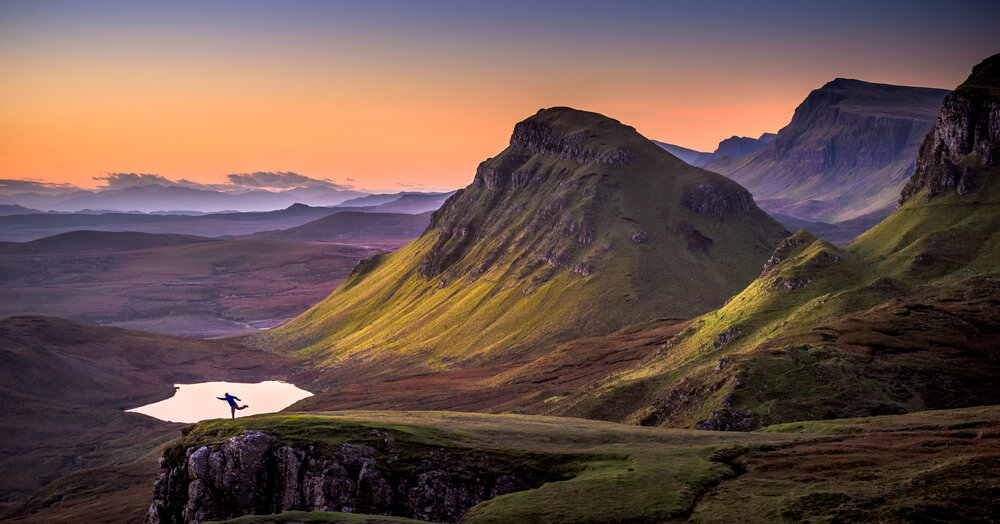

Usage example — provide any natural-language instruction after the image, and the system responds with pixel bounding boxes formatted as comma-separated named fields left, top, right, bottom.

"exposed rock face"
left=899, top=54, right=1000, bottom=204
left=681, top=183, right=756, bottom=218
left=508, top=119, right=631, bottom=168
left=146, top=431, right=549, bottom=524
left=714, top=133, right=776, bottom=159
left=704, top=78, right=950, bottom=222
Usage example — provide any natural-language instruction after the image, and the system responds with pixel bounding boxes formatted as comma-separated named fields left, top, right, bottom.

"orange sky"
left=1, top=1, right=997, bottom=192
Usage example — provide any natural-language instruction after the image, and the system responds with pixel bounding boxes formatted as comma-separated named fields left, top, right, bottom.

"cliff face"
left=146, top=430, right=557, bottom=524
left=714, top=133, right=776, bottom=159
left=653, top=133, right=775, bottom=168
left=899, top=53, right=1000, bottom=204
left=704, top=79, right=950, bottom=222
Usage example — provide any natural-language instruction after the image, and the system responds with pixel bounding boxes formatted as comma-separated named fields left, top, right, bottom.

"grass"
left=168, top=410, right=797, bottom=524
left=253, top=107, right=788, bottom=387
left=209, top=511, right=429, bottom=523
left=163, top=406, right=1000, bottom=523
left=559, top=171, right=1000, bottom=429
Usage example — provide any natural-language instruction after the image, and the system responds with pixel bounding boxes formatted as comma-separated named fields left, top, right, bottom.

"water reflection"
left=126, top=380, right=313, bottom=423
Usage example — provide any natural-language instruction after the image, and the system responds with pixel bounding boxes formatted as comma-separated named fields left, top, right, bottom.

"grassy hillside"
left=549, top=58, right=1000, bottom=429
left=254, top=107, right=788, bottom=383
left=156, top=406, right=1000, bottom=523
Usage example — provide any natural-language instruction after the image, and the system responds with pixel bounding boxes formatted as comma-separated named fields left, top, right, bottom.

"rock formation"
left=899, top=53, right=1000, bottom=204
left=704, top=79, right=950, bottom=222
left=146, top=430, right=556, bottom=524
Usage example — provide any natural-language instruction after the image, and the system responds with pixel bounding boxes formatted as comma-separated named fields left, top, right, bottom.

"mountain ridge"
left=544, top=55, right=1000, bottom=430
left=255, top=107, right=788, bottom=382
left=704, top=78, right=949, bottom=222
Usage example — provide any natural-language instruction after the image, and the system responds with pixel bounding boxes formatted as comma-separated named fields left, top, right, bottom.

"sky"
left=1, top=1, right=999, bottom=192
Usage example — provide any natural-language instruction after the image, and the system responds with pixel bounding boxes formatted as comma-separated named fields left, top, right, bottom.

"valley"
left=0, top=232, right=383, bottom=337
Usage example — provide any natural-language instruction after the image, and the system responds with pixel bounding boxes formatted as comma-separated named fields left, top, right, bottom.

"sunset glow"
left=2, top=0, right=998, bottom=191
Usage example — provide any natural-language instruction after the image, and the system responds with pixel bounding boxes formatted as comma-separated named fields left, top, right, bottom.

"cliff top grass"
left=175, top=410, right=796, bottom=523
left=181, top=406, right=1000, bottom=523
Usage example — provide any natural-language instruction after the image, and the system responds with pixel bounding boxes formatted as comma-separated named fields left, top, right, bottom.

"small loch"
left=126, top=380, right=313, bottom=423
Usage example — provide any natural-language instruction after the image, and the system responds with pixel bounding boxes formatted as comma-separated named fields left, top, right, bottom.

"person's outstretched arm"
left=217, top=397, right=226, bottom=400
left=234, top=396, right=241, bottom=401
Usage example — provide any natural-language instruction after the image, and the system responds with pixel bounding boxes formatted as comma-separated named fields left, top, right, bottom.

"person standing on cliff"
left=218, top=392, right=249, bottom=419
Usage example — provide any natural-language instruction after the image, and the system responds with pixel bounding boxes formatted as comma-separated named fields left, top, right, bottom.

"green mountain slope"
left=705, top=78, right=949, bottom=223
left=551, top=54, right=1000, bottom=429
left=255, top=108, right=788, bottom=382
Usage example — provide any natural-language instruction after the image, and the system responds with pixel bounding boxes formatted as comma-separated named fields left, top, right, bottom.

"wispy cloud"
left=87, top=171, right=353, bottom=192
left=0, top=178, right=80, bottom=195
left=226, top=171, right=352, bottom=190
left=94, top=172, right=178, bottom=189
left=395, top=182, right=426, bottom=189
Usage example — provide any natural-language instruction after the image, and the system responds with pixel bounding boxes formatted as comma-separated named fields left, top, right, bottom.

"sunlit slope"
left=257, top=108, right=788, bottom=374
left=554, top=55, right=1000, bottom=429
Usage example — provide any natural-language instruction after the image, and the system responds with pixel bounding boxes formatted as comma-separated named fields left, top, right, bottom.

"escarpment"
left=899, top=53, right=1000, bottom=204
left=705, top=78, right=950, bottom=222
left=147, top=430, right=568, bottom=524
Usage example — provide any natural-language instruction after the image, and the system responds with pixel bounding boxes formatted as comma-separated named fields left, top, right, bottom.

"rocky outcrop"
left=681, top=183, right=756, bottom=218
left=899, top=54, right=1000, bottom=205
left=509, top=119, right=630, bottom=168
left=714, top=133, right=776, bottom=159
left=761, top=231, right=813, bottom=275
left=146, top=430, right=558, bottom=524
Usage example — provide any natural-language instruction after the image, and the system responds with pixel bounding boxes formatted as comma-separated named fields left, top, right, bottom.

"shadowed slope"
left=706, top=79, right=949, bottom=222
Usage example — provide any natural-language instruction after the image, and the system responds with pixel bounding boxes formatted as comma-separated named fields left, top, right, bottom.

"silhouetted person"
left=218, top=392, right=249, bottom=419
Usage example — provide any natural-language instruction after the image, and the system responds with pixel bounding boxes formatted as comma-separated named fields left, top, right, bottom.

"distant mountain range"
left=0, top=192, right=453, bottom=242
left=248, top=211, right=432, bottom=248
left=0, top=184, right=455, bottom=214
left=654, top=133, right=776, bottom=167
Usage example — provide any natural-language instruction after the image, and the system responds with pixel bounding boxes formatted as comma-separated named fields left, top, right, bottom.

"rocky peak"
left=899, top=53, right=1000, bottom=205
left=472, top=108, right=633, bottom=191
left=714, top=133, right=776, bottom=158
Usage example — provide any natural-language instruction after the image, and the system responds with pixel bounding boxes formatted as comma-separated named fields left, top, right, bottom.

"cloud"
left=395, top=182, right=426, bottom=189
left=0, top=178, right=80, bottom=195
left=225, top=171, right=352, bottom=190
left=93, top=172, right=179, bottom=189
